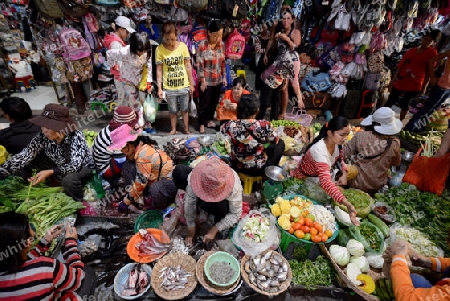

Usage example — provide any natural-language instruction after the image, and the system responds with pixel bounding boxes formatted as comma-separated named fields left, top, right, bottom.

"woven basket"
left=150, top=252, right=197, bottom=300
left=319, top=244, right=380, bottom=301
left=240, top=250, right=292, bottom=297
left=196, top=251, right=241, bottom=295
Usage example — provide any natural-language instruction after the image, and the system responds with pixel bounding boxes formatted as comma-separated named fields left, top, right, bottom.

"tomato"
left=298, top=217, right=305, bottom=226
left=313, top=222, right=323, bottom=232
left=294, top=230, right=305, bottom=239
left=325, top=229, right=333, bottom=238
left=301, top=226, right=310, bottom=233
left=311, top=234, right=321, bottom=243
left=289, top=227, right=295, bottom=234
left=304, top=218, right=313, bottom=227
left=321, top=233, right=328, bottom=242
left=310, top=228, right=318, bottom=236
left=303, top=233, right=311, bottom=241
left=306, top=214, right=316, bottom=222
left=293, top=222, right=302, bottom=231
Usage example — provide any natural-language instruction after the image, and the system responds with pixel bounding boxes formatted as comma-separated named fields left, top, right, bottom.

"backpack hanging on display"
left=225, top=29, right=245, bottom=60
left=262, top=0, right=282, bottom=22
left=66, top=57, right=93, bottom=83
left=84, top=12, right=99, bottom=33
left=57, top=0, right=89, bottom=18
left=222, top=0, right=248, bottom=20
left=32, top=0, right=64, bottom=18
left=204, top=0, right=223, bottom=18
left=59, top=28, right=91, bottom=61
left=176, top=0, right=208, bottom=13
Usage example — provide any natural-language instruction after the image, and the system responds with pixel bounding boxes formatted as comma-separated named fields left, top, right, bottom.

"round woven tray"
left=196, top=251, right=241, bottom=295
left=150, top=252, right=197, bottom=300
left=319, top=244, right=380, bottom=301
left=240, top=250, right=292, bottom=297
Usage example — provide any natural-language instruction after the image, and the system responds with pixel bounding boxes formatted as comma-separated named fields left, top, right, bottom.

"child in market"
left=106, top=31, right=155, bottom=133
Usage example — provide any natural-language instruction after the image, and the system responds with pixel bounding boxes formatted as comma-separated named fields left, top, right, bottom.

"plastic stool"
left=236, top=69, right=246, bottom=79
left=238, top=173, right=262, bottom=195
left=356, top=90, right=377, bottom=119
left=90, top=101, right=108, bottom=112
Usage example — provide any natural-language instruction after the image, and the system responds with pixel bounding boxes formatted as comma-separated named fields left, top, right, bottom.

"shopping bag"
left=143, top=94, right=158, bottom=123
left=402, top=152, right=450, bottom=196
left=189, top=97, right=197, bottom=118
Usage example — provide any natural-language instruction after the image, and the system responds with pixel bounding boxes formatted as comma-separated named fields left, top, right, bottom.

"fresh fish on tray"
left=121, top=264, right=149, bottom=297
left=136, top=229, right=171, bottom=257
left=159, top=266, right=192, bottom=291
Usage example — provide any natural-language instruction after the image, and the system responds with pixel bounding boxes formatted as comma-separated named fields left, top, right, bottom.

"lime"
left=303, top=233, right=311, bottom=241
left=306, top=214, right=315, bottom=222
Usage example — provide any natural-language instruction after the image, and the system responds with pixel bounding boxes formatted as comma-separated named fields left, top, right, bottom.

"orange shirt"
left=391, top=255, right=450, bottom=301
left=220, top=89, right=250, bottom=105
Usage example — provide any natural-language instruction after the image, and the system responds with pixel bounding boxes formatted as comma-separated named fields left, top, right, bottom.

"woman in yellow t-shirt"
left=217, top=77, right=250, bottom=123
left=156, top=22, right=195, bottom=135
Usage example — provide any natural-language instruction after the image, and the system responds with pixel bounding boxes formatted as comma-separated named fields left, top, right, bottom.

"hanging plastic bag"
left=232, top=208, right=280, bottom=256
left=143, top=94, right=158, bottom=123
left=189, top=96, right=197, bottom=118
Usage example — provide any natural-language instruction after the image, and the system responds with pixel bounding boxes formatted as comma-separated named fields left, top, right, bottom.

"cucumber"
left=368, top=214, right=390, bottom=238
left=377, top=279, right=390, bottom=301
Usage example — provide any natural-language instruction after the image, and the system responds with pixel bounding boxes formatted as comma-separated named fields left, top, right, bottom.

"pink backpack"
left=225, top=29, right=245, bottom=60
left=84, top=12, right=99, bottom=33
left=59, top=28, right=91, bottom=61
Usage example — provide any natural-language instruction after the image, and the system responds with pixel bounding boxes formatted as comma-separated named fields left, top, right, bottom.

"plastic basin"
left=204, top=251, right=240, bottom=288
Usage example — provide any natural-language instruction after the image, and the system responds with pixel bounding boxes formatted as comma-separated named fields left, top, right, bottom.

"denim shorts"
left=165, top=88, right=189, bottom=114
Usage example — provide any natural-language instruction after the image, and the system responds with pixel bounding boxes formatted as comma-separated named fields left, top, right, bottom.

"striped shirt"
left=294, top=139, right=346, bottom=203
left=92, top=126, right=115, bottom=174
left=0, top=238, right=85, bottom=301
left=196, top=40, right=226, bottom=86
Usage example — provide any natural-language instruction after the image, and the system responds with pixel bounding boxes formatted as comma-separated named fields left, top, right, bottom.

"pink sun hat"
left=190, top=157, right=235, bottom=203
left=107, top=124, right=142, bottom=152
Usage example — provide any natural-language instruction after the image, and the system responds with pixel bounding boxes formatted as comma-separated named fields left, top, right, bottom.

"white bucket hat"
left=115, top=16, right=135, bottom=33
left=360, top=107, right=403, bottom=135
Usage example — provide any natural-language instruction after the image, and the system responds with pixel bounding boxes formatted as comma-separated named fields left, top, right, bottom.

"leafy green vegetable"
left=375, top=183, right=450, bottom=256
left=271, top=120, right=300, bottom=128
left=289, top=256, right=334, bottom=289
left=333, top=189, right=375, bottom=218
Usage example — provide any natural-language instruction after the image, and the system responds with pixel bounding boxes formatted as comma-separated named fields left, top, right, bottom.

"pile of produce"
left=83, top=129, right=98, bottom=148
left=334, top=188, right=375, bottom=218
left=208, top=261, right=237, bottom=285
left=289, top=255, right=333, bottom=289
left=241, top=213, right=271, bottom=243
left=211, top=139, right=230, bottom=156
left=375, top=183, right=450, bottom=256
left=271, top=196, right=336, bottom=243
left=400, top=130, right=442, bottom=146
left=375, top=278, right=394, bottom=301
left=389, top=225, right=443, bottom=257
left=0, top=177, right=84, bottom=239
left=242, top=250, right=290, bottom=294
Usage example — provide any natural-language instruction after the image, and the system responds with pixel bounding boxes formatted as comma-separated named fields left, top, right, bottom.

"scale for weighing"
left=262, top=166, right=288, bottom=204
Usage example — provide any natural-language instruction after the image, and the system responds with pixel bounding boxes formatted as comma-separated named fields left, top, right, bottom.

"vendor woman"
left=108, top=124, right=176, bottom=212
left=184, top=157, right=243, bottom=245
left=0, top=104, right=94, bottom=201
left=294, top=116, right=359, bottom=226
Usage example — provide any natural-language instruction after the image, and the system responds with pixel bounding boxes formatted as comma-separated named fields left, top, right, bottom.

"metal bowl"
left=197, top=135, right=214, bottom=146
left=401, top=150, right=415, bottom=162
left=265, top=166, right=288, bottom=182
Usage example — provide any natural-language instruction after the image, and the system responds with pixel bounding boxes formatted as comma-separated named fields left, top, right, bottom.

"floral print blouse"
left=220, top=119, right=278, bottom=170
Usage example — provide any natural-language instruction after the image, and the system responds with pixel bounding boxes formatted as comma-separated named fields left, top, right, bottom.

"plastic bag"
left=143, top=94, right=158, bottom=123
left=189, top=96, right=197, bottom=118
left=232, top=208, right=280, bottom=256
left=303, top=177, right=332, bottom=205
left=371, top=202, right=396, bottom=223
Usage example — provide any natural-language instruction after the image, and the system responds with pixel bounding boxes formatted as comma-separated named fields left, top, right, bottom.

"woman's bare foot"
left=169, top=130, right=177, bottom=135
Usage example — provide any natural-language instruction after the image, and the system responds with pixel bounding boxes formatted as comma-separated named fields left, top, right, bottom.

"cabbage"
left=335, top=206, right=352, bottom=226
left=242, top=214, right=271, bottom=243
left=347, top=239, right=365, bottom=257
left=350, top=256, right=369, bottom=273
left=366, top=254, right=384, bottom=269
left=346, top=262, right=362, bottom=285
left=329, top=244, right=350, bottom=266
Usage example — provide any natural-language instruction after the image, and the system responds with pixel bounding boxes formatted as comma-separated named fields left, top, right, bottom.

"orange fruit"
left=304, top=218, right=313, bottom=227
left=294, top=230, right=305, bottom=239
left=293, top=222, right=302, bottom=231
left=313, top=222, right=323, bottom=232
left=301, top=226, right=310, bottom=233
left=325, top=229, right=333, bottom=238
left=298, top=217, right=305, bottom=226
left=289, top=227, right=295, bottom=234
left=310, top=228, right=318, bottom=236
left=321, top=233, right=328, bottom=242
left=311, top=234, right=322, bottom=243
left=302, top=210, right=309, bottom=217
